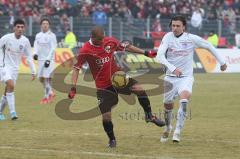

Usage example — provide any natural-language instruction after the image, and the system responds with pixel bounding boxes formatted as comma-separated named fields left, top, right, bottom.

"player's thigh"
left=0, top=68, right=9, bottom=82
left=97, top=86, right=118, bottom=114
left=102, top=111, right=112, bottom=121
left=117, top=78, right=138, bottom=95
left=163, top=76, right=178, bottom=104
left=178, top=76, right=194, bottom=99
left=37, top=61, right=45, bottom=78
left=10, top=70, right=18, bottom=85
left=38, top=60, right=54, bottom=78
left=0, top=68, right=16, bottom=85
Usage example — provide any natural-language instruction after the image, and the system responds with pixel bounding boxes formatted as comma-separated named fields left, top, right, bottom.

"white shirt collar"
left=42, top=30, right=51, bottom=34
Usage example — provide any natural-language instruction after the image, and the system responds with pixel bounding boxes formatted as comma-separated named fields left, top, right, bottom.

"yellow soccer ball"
left=111, top=71, right=129, bottom=88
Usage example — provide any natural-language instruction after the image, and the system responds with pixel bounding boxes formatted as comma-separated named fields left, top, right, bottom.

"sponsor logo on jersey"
left=96, top=57, right=110, bottom=66
left=104, top=45, right=111, bottom=53
left=182, top=42, right=188, bottom=49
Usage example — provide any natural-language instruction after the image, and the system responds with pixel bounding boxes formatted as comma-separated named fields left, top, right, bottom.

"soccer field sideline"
left=0, top=145, right=174, bottom=159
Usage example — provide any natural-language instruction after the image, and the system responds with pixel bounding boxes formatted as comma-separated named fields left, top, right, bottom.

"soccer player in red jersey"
left=68, top=26, right=165, bottom=148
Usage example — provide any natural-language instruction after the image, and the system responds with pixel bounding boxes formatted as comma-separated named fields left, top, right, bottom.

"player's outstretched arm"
left=190, top=34, right=227, bottom=71
left=125, top=44, right=157, bottom=58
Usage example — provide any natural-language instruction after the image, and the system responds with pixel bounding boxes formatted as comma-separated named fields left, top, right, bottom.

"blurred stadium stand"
left=0, top=0, right=240, bottom=47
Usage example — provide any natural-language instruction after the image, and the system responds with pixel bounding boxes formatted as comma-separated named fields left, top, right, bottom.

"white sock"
left=164, top=109, right=173, bottom=131
left=0, top=95, right=7, bottom=113
left=6, top=92, right=16, bottom=114
left=175, top=99, right=188, bottom=133
left=45, top=79, right=52, bottom=97
left=43, top=80, right=48, bottom=98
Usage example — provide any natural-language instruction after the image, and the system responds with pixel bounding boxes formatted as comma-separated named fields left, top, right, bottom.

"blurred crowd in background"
left=0, top=0, right=240, bottom=47
left=0, top=0, right=239, bottom=20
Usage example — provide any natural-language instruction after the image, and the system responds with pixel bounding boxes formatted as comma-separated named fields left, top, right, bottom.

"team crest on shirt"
left=104, top=45, right=111, bottom=53
left=19, top=45, right=23, bottom=50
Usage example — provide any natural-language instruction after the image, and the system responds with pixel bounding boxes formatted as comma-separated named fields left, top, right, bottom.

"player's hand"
left=68, top=87, right=76, bottom=99
left=220, top=63, right=227, bottom=71
left=144, top=50, right=157, bottom=58
left=44, top=60, right=50, bottom=68
left=33, top=54, right=38, bottom=60
left=173, top=68, right=182, bottom=77
left=31, top=74, right=36, bottom=81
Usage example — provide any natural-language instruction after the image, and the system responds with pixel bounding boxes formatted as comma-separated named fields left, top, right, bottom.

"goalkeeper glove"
left=144, top=50, right=157, bottom=58
left=33, top=54, right=38, bottom=60
left=68, top=87, right=76, bottom=99
left=44, top=60, right=50, bottom=68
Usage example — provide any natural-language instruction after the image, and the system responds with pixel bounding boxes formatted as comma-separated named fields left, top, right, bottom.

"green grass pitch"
left=0, top=73, right=239, bottom=159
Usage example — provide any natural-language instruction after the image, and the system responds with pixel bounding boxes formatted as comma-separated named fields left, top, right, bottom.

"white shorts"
left=163, top=76, right=194, bottom=103
left=38, top=60, right=54, bottom=78
left=0, top=67, right=18, bottom=85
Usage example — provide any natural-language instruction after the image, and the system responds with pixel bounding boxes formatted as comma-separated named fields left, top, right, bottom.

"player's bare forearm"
left=126, top=45, right=145, bottom=54
left=71, top=68, right=79, bottom=87
left=125, top=45, right=157, bottom=58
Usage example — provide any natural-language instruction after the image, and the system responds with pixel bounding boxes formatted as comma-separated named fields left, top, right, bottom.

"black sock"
left=103, top=121, right=115, bottom=141
left=137, top=91, right=152, bottom=114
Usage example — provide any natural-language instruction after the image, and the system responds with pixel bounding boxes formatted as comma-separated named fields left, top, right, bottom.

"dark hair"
left=14, top=19, right=25, bottom=26
left=169, top=15, right=187, bottom=27
left=40, top=18, right=50, bottom=25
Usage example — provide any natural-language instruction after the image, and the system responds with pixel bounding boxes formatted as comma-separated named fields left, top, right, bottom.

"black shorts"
left=96, top=78, right=138, bottom=114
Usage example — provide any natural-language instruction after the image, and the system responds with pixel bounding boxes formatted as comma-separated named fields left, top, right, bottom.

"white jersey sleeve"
left=47, top=33, right=57, bottom=60
left=23, top=39, right=36, bottom=75
left=189, top=34, right=225, bottom=65
left=33, top=33, right=40, bottom=56
left=156, top=33, right=176, bottom=73
left=0, top=36, right=7, bottom=67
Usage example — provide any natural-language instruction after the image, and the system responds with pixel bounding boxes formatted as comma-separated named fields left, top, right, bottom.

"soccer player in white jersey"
left=156, top=15, right=227, bottom=142
left=33, top=18, right=57, bottom=104
left=0, top=19, right=36, bottom=120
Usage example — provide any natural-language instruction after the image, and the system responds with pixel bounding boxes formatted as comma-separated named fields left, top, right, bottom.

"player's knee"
left=102, top=112, right=112, bottom=122
left=179, top=91, right=191, bottom=99
left=164, top=102, right=174, bottom=110
left=132, top=85, right=146, bottom=96
left=39, top=77, right=45, bottom=83
left=6, top=80, right=14, bottom=92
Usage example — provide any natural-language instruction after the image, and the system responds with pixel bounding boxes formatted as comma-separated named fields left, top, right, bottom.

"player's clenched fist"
left=44, top=60, right=50, bottom=68
left=144, top=50, right=157, bottom=58
left=68, top=87, right=76, bottom=99
left=220, top=63, right=227, bottom=71
left=33, top=54, right=38, bottom=60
